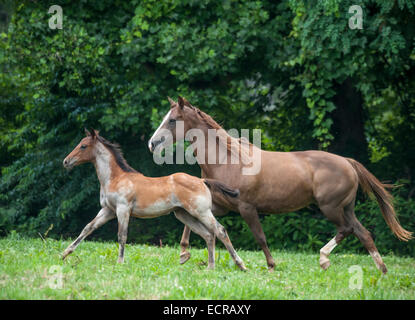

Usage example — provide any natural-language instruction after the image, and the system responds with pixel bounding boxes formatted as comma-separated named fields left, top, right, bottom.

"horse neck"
left=93, top=142, right=122, bottom=188
left=193, top=123, right=240, bottom=176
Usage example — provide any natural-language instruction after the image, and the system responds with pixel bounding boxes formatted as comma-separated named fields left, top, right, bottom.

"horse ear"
left=92, top=129, right=99, bottom=138
left=178, top=96, right=185, bottom=109
left=167, top=96, right=176, bottom=108
left=85, top=128, right=91, bottom=137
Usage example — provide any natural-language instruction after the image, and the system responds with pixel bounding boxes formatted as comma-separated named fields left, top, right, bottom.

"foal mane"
left=96, top=135, right=139, bottom=173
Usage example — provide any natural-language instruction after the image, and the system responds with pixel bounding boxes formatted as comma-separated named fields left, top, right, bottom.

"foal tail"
left=347, top=158, right=413, bottom=241
left=203, top=179, right=240, bottom=208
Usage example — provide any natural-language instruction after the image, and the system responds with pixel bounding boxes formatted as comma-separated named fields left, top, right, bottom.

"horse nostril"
left=151, top=141, right=155, bottom=151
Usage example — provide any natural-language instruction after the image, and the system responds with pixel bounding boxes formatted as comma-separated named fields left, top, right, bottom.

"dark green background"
left=1, top=0, right=414, bottom=256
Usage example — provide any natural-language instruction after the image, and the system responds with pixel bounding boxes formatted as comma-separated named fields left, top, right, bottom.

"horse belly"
left=248, top=161, right=314, bottom=213
left=131, top=199, right=173, bottom=218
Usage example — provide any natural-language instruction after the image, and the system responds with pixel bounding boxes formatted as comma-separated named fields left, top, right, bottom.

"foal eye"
left=80, top=145, right=87, bottom=150
left=169, top=119, right=176, bottom=124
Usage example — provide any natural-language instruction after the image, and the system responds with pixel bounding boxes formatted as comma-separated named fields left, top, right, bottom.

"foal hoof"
left=380, top=264, right=388, bottom=275
left=237, top=262, right=248, bottom=271
left=180, top=252, right=191, bottom=264
left=320, top=261, right=330, bottom=270
left=62, top=249, right=72, bottom=260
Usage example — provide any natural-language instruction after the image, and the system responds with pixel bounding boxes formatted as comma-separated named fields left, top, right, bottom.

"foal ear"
left=85, top=128, right=91, bottom=137
left=91, top=129, right=99, bottom=138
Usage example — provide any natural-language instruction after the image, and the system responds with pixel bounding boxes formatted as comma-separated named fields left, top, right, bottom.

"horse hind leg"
left=341, top=200, right=387, bottom=274
left=319, top=204, right=353, bottom=270
left=178, top=202, right=226, bottom=265
left=351, top=217, right=388, bottom=274
left=320, top=229, right=351, bottom=270
left=195, top=210, right=247, bottom=271
left=320, top=201, right=387, bottom=274
left=174, top=209, right=216, bottom=269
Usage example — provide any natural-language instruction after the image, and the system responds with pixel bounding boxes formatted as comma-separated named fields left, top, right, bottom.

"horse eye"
left=80, top=145, right=87, bottom=150
left=169, top=118, right=176, bottom=124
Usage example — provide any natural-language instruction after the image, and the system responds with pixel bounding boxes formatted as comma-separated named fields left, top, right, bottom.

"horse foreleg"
left=175, top=209, right=216, bottom=269
left=62, top=207, right=115, bottom=260
left=179, top=225, right=192, bottom=264
left=116, top=205, right=130, bottom=264
left=238, top=202, right=275, bottom=271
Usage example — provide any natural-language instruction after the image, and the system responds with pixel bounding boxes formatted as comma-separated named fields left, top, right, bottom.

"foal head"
left=148, top=96, right=218, bottom=152
left=63, top=129, right=99, bottom=169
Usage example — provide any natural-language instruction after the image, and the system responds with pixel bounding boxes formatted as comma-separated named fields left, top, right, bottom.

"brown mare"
left=148, top=96, right=413, bottom=274
left=61, top=129, right=246, bottom=271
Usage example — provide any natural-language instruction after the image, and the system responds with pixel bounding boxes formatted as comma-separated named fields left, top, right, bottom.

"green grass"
left=0, top=236, right=414, bottom=299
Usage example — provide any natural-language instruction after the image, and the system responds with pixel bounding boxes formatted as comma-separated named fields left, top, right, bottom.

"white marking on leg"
left=369, top=250, right=384, bottom=270
left=320, top=237, right=337, bottom=267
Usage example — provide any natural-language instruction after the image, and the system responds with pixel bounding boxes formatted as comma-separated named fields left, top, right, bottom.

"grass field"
left=0, top=236, right=414, bottom=299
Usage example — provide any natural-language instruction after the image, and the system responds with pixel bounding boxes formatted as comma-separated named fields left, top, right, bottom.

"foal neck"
left=93, top=142, right=123, bottom=187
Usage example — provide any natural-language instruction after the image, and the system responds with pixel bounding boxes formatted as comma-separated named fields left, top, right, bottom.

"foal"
left=61, top=129, right=246, bottom=271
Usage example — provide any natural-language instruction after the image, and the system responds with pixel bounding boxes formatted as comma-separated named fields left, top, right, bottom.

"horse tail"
left=203, top=179, right=239, bottom=208
left=346, top=158, right=413, bottom=241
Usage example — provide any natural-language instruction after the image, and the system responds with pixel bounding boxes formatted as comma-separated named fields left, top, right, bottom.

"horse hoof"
left=380, top=264, right=388, bottom=275
left=238, top=263, right=248, bottom=271
left=62, top=250, right=71, bottom=260
left=180, top=252, right=191, bottom=264
left=320, top=260, right=330, bottom=270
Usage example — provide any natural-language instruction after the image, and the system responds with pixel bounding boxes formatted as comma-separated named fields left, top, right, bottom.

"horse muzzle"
left=148, top=136, right=165, bottom=153
left=63, top=157, right=77, bottom=170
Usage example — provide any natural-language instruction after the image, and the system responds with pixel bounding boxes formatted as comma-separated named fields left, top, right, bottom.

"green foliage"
left=0, top=0, right=414, bottom=258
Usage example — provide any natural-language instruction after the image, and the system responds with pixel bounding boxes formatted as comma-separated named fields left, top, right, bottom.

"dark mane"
left=96, top=136, right=139, bottom=173
left=187, top=104, right=223, bottom=130
left=185, top=103, right=254, bottom=156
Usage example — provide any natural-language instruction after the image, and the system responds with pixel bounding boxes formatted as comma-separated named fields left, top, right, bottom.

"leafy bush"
left=1, top=1, right=414, bottom=258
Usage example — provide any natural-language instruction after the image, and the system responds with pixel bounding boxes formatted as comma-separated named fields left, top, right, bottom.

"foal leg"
left=193, top=210, right=246, bottom=271
left=238, top=202, right=275, bottom=271
left=116, top=205, right=130, bottom=264
left=178, top=202, right=226, bottom=265
left=62, top=207, right=115, bottom=259
left=174, top=209, right=216, bottom=269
